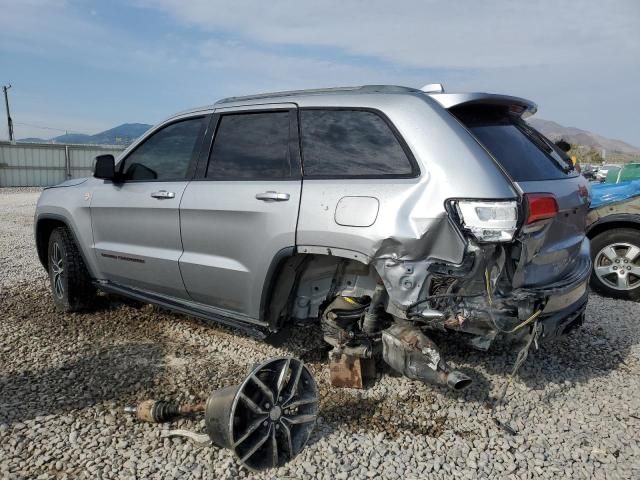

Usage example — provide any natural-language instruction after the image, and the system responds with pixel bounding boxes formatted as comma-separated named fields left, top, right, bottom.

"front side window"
left=206, top=111, right=292, bottom=179
left=300, top=109, right=415, bottom=177
left=121, top=116, right=206, bottom=181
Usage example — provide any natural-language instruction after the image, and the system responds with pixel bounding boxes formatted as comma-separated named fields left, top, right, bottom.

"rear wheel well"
left=588, top=220, right=640, bottom=240
left=263, top=253, right=378, bottom=328
left=36, top=218, right=68, bottom=269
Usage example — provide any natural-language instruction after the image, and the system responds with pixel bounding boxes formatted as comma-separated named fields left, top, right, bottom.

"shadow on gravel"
left=265, top=323, right=331, bottom=363
left=0, top=343, right=163, bottom=425
left=317, top=395, right=451, bottom=441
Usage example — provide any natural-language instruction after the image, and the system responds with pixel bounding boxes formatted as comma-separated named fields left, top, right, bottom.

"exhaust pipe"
left=382, top=324, right=472, bottom=391
left=445, top=369, right=473, bottom=391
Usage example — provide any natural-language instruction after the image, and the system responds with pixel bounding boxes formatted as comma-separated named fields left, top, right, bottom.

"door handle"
left=255, top=191, right=290, bottom=202
left=151, top=190, right=176, bottom=199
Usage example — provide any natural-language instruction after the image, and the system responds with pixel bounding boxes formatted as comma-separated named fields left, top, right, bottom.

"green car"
left=601, top=162, right=640, bottom=184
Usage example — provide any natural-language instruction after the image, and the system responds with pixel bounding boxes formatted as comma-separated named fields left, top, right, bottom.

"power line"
left=13, top=121, right=90, bottom=135
left=2, top=85, right=93, bottom=140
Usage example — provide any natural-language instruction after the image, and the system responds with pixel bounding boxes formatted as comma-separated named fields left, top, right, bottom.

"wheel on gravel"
left=590, top=228, right=640, bottom=301
left=47, top=226, right=96, bottom=311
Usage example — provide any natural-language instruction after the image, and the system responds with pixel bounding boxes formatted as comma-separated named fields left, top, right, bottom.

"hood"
left=43, top=177, right=89, bottom=190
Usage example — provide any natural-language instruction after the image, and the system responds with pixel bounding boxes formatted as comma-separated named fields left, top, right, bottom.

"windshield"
left=451, top=105, right=576, bottom=182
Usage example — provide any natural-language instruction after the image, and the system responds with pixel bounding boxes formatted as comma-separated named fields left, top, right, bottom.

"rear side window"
left=206, top=111, right=292, bottom=179
left=452, top=106, right=576, bottom=182
left=300, top=109, right=415, bottom=177
left=121, top=116, right=206, bottom=181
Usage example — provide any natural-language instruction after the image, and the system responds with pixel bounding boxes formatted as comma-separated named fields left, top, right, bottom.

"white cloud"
left=141, top=0, right=640, bottom=69
left=1, top=0, right=639, bottom=145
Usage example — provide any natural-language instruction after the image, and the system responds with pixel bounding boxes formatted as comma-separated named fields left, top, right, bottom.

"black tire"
left=590, top=228, right=640, bottom=301
left=47, top=227, right=96, bottom=311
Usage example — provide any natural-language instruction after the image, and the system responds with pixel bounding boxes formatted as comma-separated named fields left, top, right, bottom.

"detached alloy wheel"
left=590, top=228, right=640, bottom=301
left=47, top=227, right=96, bottom=311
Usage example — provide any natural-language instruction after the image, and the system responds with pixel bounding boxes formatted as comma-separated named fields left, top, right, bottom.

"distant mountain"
left=19, top=118, right=640, bottom=156
left=528, top=118, right=640, bottom=154
left=90, top=124, right=153, bottom=145
left=19, top=123, right=152, bottom=146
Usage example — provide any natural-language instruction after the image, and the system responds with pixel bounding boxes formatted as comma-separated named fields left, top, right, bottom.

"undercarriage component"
left=321, top=295, right=374, bottom=356
left=123, top=399, right=205, bottom=423
left=382, top=323, right=472, bottom=390
left=161, top=429, right=211, bottom=444
left=124, top=356, right=318, bottom=472
left=328, top=350, right=376, bottom=389
left=205, top=357, right=319, bottom=471
left=321, top=294, right=385, bottom=388
left=362, top=282, right=387, bottom=334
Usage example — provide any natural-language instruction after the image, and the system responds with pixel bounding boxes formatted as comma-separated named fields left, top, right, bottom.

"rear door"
left=179, top=105, right=302, bottom=319
left=91, top=114, right=209, bottom=298
left=451, top=105, right=591, bottom=288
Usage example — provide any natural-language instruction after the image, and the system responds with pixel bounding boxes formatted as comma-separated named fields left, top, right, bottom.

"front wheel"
left=590, top=228, right=640, bottom=301
left=47, top=227, right=96, bottom=311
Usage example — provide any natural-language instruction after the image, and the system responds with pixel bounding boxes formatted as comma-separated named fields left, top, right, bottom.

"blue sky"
left=1, top=0, right=639, bottom=146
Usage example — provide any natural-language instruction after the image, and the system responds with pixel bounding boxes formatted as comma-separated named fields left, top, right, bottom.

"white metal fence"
left=0, top=141, right=126, bottom=187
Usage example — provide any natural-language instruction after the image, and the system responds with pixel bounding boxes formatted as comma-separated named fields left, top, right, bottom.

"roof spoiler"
left=427, top=92, right=538, bottom=118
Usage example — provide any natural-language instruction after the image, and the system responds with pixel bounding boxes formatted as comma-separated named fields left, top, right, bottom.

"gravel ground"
left=1, top=187, right=639, bottom=479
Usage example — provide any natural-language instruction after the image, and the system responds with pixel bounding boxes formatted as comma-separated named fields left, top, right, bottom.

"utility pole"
left=2, top=84, right=14, bottom=143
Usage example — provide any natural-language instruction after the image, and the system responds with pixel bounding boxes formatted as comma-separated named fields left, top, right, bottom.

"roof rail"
left=215, top=84, right=421, bottom=104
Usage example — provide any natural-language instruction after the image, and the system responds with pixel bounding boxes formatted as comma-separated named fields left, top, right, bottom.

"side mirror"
left=94, top=154, right=116, bottom=180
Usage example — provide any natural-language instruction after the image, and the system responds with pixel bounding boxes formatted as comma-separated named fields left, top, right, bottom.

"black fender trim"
left=34, top=213, right=94, bottom=276
left=259, top=246, right=296, bottom=327
left=587, top=213, right=640, bottom=238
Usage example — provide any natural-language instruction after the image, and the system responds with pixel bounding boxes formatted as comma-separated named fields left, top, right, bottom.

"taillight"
left=452, top=200, right=519, bottom=242
left=525, top=193, right=558, bottom=224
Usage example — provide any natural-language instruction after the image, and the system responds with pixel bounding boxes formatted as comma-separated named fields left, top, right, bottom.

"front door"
left=179, top=106, right=302, bottom=319
left=90, top=114, right=209, bottom=299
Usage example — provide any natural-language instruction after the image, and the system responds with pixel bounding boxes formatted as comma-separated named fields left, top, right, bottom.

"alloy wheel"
left=50, top=242, right=65, bottom=298
left=594, top=242, right=640, bottom=291
left=206, top=357, right=319, bottom=471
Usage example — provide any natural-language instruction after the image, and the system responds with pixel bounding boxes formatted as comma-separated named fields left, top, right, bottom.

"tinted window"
left=452, top=106, right=575, bottom=181
left=122, top=117, right=206, bottom=181
left=300, top=109, right=414, bottom=177
left=206, top=112, right=292, bottom=179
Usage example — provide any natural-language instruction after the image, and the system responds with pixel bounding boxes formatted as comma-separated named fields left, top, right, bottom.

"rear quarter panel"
left=296, top=93, right=517, bottom=260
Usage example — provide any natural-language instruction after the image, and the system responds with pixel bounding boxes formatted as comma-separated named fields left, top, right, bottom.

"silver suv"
left=35, top=84, right=591, bottom=389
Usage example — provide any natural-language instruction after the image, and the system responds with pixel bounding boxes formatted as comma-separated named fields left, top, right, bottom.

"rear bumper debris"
left=538, top=291, right=588, bottom=341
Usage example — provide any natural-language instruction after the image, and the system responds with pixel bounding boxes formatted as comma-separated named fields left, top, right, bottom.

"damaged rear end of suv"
left=268, top=87, right=592, bottom=390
